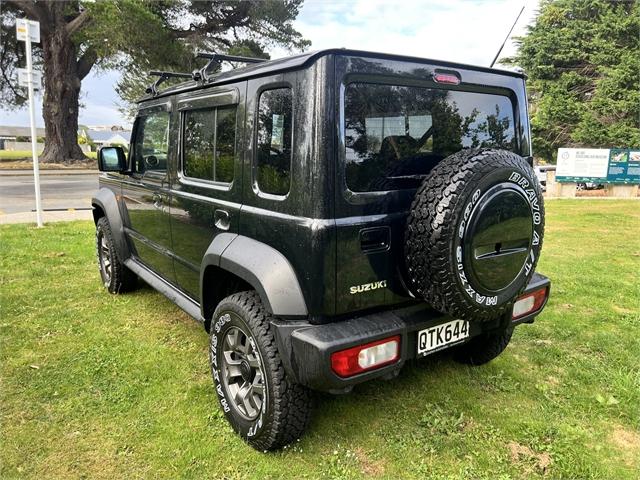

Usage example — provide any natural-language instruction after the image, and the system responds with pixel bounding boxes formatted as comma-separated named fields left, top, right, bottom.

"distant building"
left=86, top=125, right=129, bottom=132
left=83, top=129, right=132, bottom=150
left=0, top=125, right=130, bottom=153
left=0, top=125, right=46, bottom=150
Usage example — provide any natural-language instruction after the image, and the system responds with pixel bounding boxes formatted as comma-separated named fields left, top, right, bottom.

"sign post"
left=16, top=19, right=43, bottom=227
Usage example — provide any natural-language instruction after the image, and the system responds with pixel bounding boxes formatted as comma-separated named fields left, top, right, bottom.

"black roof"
left=140, top=48, right=524, bottom=102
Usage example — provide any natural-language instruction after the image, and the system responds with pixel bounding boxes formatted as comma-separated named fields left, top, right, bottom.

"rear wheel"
left=209, top=291, right=312, bottom=450
left=454, top=327, right=514, bottom=365
left=96, top=217, right=136, bottom=293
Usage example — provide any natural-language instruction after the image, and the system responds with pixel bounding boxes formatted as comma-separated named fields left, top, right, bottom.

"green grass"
left=0, top=150, right=97, bottom=161
left=0, top=150, right=44, bottom=160
left=1, top=200, right=639, bottom=479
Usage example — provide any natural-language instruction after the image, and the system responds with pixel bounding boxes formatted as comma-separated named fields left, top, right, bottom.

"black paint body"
left=97, top=50, right=532, bottom=321
left=94, top=50, right=545, bottom=390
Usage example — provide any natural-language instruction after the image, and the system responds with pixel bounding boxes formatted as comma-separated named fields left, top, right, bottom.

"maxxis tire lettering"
left=210, top=315, right=231, bottom=414
left=209, top=291, right=311, bottom=451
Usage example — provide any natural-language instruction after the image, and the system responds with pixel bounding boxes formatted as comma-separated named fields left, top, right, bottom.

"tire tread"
left=405, top=149, right=545, bottom=321
left=213, top=291, right=312, bottom=451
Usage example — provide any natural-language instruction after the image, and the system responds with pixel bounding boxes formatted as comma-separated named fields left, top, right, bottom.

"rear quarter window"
left=255, top=87, right=293, bottom=196
left=344, top=83, right=516, bottom=192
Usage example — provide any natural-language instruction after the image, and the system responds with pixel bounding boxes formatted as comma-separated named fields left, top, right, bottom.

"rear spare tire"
left=405, top=149, right=544, bottom=321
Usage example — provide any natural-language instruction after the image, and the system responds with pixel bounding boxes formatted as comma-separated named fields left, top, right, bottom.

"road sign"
left=16, top=18, right=43, bottom=226
left=16, top=19, right=40, bottom=43
left=17, top=68, right=42, bottom=90
left=556, top=148, right=640, bottom=184
left=555, top=148, right=609, bottom=182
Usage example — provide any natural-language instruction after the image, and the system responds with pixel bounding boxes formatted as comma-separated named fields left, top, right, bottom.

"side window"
left=255, top=87, right=292, bottom=196
left=133, top=111, right=170, bottom=173
left=182, top=105, right=237, bottom=183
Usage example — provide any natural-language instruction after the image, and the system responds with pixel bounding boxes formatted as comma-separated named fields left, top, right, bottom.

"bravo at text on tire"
left=405, top=149, right=545, bottom=321
left=209, top=292, right=312, bottom=451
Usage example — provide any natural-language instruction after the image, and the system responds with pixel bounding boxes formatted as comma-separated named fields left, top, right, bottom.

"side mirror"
left=98, top=146, right=127, bottom=172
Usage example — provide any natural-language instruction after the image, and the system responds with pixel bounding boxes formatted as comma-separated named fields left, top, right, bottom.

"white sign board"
left=17, top=68, right=42, bottom=89
left=16, top=19, right=40, bottom=43
left=556, top=148, right=609, bottom=180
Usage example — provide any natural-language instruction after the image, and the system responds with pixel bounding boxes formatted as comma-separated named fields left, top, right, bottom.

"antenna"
left=146, top=70, right=192, bottom=96
left=490, top=5, right=525, bottom=68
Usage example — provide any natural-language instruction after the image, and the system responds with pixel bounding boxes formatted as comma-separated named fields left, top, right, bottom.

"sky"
left=0, top=0, right=539, bottom=130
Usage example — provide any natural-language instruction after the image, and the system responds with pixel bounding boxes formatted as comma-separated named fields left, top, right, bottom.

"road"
left=0, top=170, right=98, bottom=214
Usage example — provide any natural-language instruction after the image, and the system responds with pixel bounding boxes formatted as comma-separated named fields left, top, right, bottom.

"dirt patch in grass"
left=610, top=426, right=640, bottom=467
left=612, top=305, right=637, bottom=315
left=354, top=447, right=386, bottom=477
left=508, top=441, right=552, bottom=475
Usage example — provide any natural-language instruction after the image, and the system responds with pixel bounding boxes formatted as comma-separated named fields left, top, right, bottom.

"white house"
left=82, top=129, right=132, bottom=150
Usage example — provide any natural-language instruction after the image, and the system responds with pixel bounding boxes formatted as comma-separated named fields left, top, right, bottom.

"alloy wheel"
left=220, top=324, right=266, bottom=420
left=98, top=234, right=112, bottom=285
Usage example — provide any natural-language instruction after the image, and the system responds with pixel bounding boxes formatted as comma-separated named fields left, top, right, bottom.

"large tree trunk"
left=38, top=4, right=86, bottom=164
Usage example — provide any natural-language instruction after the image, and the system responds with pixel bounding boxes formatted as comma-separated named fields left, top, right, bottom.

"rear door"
left=121, top=102, right=175, bottom=282
left=334, top=55, right=521, bottom=315
left=169, top=85, right=245, bottom=301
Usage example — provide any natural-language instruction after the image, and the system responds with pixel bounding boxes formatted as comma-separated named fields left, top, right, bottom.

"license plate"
left=417, top=319, right=469, bottom=356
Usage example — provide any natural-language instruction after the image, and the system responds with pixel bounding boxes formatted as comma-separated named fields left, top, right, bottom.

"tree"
left=0, top=1, right=309, bottom=163
left=503, top=0, right=640, bottom=162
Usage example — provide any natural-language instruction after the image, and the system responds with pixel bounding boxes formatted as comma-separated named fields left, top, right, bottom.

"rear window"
left=344, top=83, right=516, bottom=192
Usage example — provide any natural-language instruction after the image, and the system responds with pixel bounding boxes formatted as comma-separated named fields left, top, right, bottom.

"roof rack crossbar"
left=196, top=52, right=266, bottom=81
left=196, top=52, right=266, bottom=64
left=146, top=70, right=193, bottom=96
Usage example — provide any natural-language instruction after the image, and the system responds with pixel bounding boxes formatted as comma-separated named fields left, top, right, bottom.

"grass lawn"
left=0, top=150, right=97, bottom=166
left=1, top=200, right=639, bottom=479
left=0, top=150, right=44, bottom=160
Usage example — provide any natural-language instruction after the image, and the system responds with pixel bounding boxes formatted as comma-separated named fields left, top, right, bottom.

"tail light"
left=331, top=335, right=400, bottom=378
left=512, top=287, right=548, bottom=319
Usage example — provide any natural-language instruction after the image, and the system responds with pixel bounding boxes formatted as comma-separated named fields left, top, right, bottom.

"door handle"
left=360, top=226, right=390, bottom=253
left=214, top=209, right=230, bottom=231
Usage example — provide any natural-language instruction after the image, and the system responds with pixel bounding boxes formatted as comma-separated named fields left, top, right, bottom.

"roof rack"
left=195, top=52, right=267, bottom=81
left=146, top=70, right=193, bottom=96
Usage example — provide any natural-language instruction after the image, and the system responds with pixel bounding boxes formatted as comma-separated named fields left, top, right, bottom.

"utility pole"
left=16, top=19, right=43, bottom=227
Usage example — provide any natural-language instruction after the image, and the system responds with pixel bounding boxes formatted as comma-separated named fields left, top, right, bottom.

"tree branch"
left=6, top=0, right=51, bottom=31
left=170, top=24, right=198, bottom=39
left=66, top=9, right=91, bottom=37
left=6, top=0, right=39, bottom=20
left=77, top=48, right=97, bottom=80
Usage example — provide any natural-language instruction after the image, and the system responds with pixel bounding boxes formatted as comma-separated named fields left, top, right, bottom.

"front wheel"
left=209, top=291, right=312, bottom=450
left=96, top=217, right=137, bottom=294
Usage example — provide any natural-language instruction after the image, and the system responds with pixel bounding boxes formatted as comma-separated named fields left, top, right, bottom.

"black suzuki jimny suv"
left=93, top=49, right=550, bottom=450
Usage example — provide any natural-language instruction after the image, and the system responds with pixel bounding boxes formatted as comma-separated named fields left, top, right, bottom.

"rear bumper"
left=272, top=273, right=550, bottom=392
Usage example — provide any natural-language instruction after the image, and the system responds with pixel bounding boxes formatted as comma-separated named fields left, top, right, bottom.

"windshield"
left=344, top=83, right=516, bottom=192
